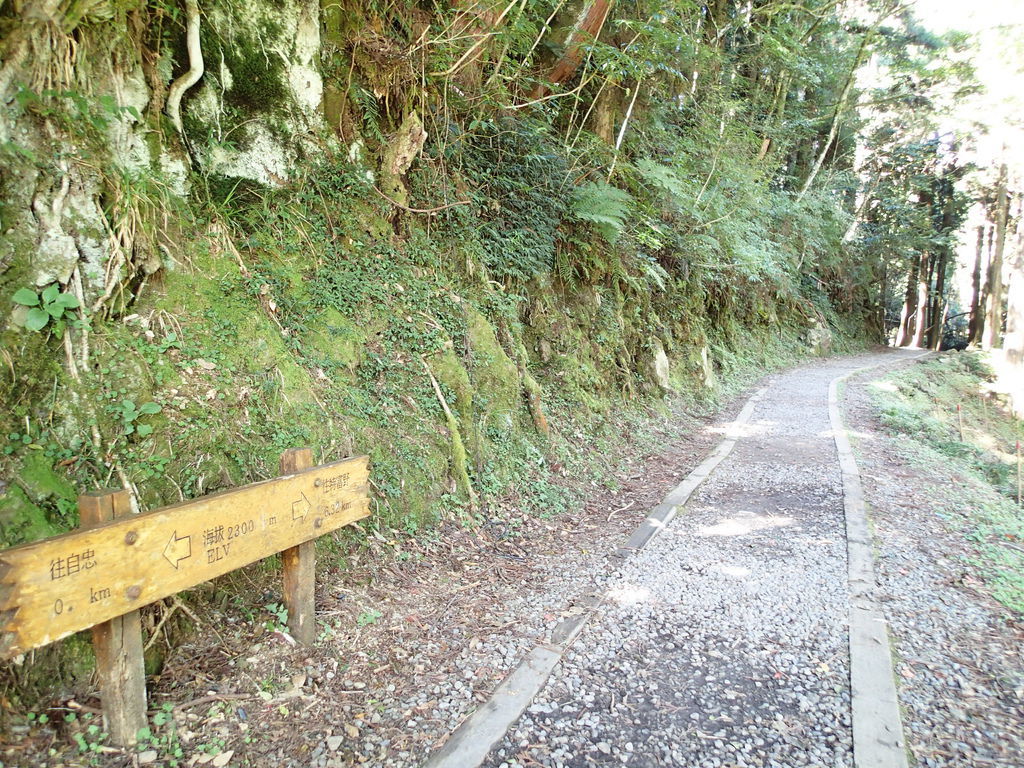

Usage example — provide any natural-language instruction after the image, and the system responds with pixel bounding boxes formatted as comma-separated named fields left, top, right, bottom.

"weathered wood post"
left=280, top=448, right=316, bottom=644
left=79, top=489, right=147, bottom=746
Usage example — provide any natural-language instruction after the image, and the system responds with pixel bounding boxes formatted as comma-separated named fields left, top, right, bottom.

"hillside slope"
left=0, top=0, right=872, bottom=553
left=0, top=0, right=876, bottom=691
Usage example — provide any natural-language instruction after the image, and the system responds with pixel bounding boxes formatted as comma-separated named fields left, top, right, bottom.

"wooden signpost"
left=0, top=449, right=370, bottom=745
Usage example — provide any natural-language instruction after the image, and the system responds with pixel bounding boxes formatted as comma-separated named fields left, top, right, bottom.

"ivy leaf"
left=12, top=288, right=39, bottom=306
left=55, top=293, right=80, bottom=309
left=41, top=284, right=59, bottom=304
left=25, top=308, right=50, bottom=331
left=139, top=402, right=161, bottom=415
left=136, top=424, right=154, bottom=437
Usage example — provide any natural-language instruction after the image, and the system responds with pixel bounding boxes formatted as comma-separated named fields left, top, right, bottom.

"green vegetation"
left=0, top=0, right=920, bottom=560
left=1, top=0, right=1014, bottom=714
left=135, top=704, right=186, bottom=766
left=12, top=285, right=81, bottom=335
left=871, top=353, right=1024, bottom=612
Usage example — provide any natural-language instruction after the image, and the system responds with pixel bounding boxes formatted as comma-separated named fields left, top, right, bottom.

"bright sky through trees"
left=910, top=0, right=1024, bottom=33
left=900, top=0, right=1024, bottom=343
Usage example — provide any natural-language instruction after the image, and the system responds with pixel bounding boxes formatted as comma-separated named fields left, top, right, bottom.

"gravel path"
left=480, top=351, right=919, bottom=768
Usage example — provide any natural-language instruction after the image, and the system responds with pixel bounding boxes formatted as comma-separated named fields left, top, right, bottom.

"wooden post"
left=280, top=448, right=316, bottom=645
left=79, top=490, right=147, bottom=747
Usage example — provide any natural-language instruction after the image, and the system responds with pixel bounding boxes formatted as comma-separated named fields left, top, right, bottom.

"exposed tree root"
left=422, top=356, right=479, bottom=511
left=165, top=0, right=204, bottom=137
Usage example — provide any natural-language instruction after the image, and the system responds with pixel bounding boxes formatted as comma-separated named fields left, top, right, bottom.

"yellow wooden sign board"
left=0, top=456, right=369, bottom=660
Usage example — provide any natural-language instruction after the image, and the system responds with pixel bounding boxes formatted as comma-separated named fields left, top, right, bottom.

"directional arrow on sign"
left=291, top=493, right=311, bottom=521
left=163, top=531, right=192, bottom=569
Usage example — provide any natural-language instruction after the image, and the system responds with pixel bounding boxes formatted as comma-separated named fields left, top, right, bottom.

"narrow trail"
left=430, top=349, right=926, bottom=768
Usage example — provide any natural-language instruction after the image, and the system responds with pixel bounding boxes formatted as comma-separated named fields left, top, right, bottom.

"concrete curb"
left=421, top=385, right=770, bottom=768
left=828, top=353, right=929, bottom=768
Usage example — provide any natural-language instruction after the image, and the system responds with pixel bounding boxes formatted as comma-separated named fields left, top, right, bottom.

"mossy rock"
left=303, top=308, right=367, bottom=373
left=224, top=44, right=288, bottom=115
left=4, top=634, right=96, bottom=705
left=18, top=450, right=77, bottom=504
left=275, top=355, right=319, bottom=409
left=0, top=482, right=61, bottom=548
left=465, top=308, right=518, bottom=417
left=0, top=449, right=77, bottom=546
left=428, top=344, right=479, bottom=447
left=366, top=434, right=452, bottom=525
left=0, top=329, right=61, bottom=436
left=427, top=348, right=472, bottom=417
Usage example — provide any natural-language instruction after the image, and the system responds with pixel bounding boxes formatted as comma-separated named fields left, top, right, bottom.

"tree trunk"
left=788, top=87, right=816, bottom=183
left=910, top=249, right=930, bottom=348
left=1005, top=252, right=1024, bottom=365
left=923, top=251, right=937, bottom=341
left=982, top=163, right=1009, bottom=349
left=702, top=0, right=729, bottom=86
left=757, top=72, right=790, bottom=163
left=967, top=225, right=987, bottom=345
left=796, top=30, right=872, bottom=202
left=927, top=185, right=959, bottom=350
left=589, top=80, right=620, bottom=143
left=927, top=249, right=948, bottom=350
left=1005, top=206, right=1024, bottom=415
left=878, top=258, right=889, bottom=342
left=532, top=0, right=615, bottom=98
left=843, top=172, right=879, bottom=242
left=606, top=78, right=642, bottom=179
left=1004, top=206, right=1024, bottom=368
left=898, top=182, right=936, bottom=347
left=896, top=253, right=920, bottom=347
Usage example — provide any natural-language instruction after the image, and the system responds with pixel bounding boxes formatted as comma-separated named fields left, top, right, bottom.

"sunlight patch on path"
left=697, top=513, right=795, bottom=537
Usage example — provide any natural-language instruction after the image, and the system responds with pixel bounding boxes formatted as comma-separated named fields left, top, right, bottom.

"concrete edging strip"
left=828, top=355, right=929, bottom=768
left=422, top=385, right=770, bottom=768
left=421, top=645, right=563, bottom=768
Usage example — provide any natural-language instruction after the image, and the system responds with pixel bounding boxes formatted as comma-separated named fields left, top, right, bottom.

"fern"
left=607, top=252, right=628, bottom=285
left=637, top=253, right=670, bottom=291
left=554, top=248, right=575, bottom=284
left=635, top=158, right=689, bottom=199
left=570, top=181, right=634, bottom=243
left=350, top=84, right=384, bottom=143
left=685, top=233, right=723, bottom=254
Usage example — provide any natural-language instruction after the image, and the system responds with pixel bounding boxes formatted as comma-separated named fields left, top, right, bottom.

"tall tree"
left=967, top=225, right=987, bottom=345
left=532, top=0, right=616, bottom=97
left=982, top=162, right=1010, bottom=349
left=1003, top=196, right=1024, bottom=367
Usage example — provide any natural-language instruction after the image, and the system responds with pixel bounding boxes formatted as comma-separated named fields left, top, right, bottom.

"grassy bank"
left=869, top=352, right=1024, bottom=613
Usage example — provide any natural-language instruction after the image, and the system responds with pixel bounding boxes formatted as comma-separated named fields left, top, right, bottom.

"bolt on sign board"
left=0, top=455, right=370, bottom=660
